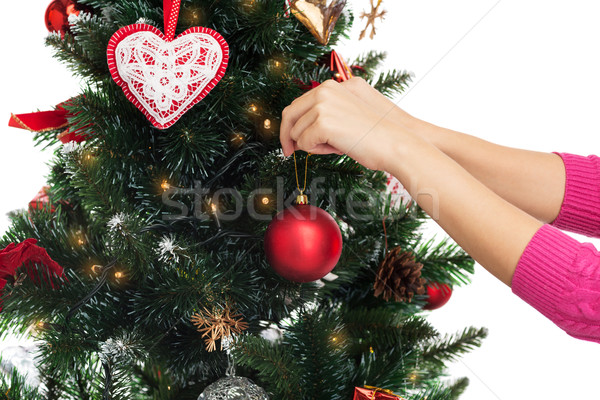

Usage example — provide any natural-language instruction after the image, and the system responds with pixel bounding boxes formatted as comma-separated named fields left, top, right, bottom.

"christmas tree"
left=1, top=1, right=487, bottom=399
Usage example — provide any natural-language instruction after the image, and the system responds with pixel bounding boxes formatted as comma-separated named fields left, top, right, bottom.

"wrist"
left=380, top=126, right=431, bottom=174
left=385, top=107, right=442, bottom=145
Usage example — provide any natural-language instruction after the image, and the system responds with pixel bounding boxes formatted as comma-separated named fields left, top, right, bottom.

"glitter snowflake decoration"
left=157, top=235, right=186, bottom=263
left=107, top=213, right=126, bottom=232
left=99, top=334, right=144, bottom=363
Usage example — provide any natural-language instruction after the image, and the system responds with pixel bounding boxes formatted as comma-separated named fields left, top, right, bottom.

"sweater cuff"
left=551, top=152, right=600, bottom=237
left=511, top=224, right=581, bottom=320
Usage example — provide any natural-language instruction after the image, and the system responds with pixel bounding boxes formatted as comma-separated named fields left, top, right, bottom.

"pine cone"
left=374, top=247, right=426, bottom=302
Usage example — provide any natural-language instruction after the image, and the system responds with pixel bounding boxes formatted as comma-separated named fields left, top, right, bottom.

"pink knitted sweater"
left=512, top=152, right=600, bottom=343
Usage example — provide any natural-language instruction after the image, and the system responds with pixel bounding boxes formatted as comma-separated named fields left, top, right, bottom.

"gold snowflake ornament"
left=191, top=305, right=249, bottom=352
left=360, top=0, right=387, bottom=40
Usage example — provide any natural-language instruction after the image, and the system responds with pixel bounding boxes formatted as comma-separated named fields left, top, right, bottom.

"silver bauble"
left=198, top=376, right=269, bottom=400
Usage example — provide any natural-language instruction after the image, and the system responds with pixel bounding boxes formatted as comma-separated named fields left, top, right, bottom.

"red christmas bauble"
left=264, top=204, right=343, bottom=282
left=45, top=0, right=91, bottom=36
left=423, top=283, right=452, bottom=310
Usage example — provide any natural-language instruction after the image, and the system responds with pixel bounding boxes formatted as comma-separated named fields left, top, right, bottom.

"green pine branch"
left=423, top=327, right=489, bottom=367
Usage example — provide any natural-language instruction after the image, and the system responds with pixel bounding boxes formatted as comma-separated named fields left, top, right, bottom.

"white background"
left=2, top=0, right=600, bottom=399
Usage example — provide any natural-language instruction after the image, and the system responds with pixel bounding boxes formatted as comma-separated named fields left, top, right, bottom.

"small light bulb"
left=92, top=265, right=102, bottom=273
left=161, top=180, right=170, bottom=190
left=334, top=72, right=341, bottom=79
left=261, top=196, right=270, bottom=205
left=78, top=238, right=85, bottom=245
left=241, top=0, right=256, bottom=10
left=167, top=386, right=171, bottom=391
left=249, top=104, right=258, bottom=113
left=211, top=203, right=218, bottom=212
left=263, top=119, right=272, bottom=129
left=331, top=336, right=338, bottom=342
left=114, top=271, right=124, bottom=279
left=369, top=346, right=374, bottom=354
left=409, top=373, right=418, bottom=382
left=37, top=321, right=46, bottom=329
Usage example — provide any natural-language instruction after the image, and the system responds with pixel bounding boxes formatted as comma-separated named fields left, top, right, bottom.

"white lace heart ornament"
left=107, top=0, right=229, bottom=129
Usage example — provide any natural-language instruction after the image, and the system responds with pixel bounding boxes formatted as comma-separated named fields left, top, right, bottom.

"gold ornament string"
left=293, top=151, right=311, bottom=196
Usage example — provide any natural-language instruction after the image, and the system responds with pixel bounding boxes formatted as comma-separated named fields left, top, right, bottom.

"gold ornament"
left=360, top=0, right=386, bottom=40
left=191, top=305, right=249, bottom=352
left=290, top=0, right=347, bottom=45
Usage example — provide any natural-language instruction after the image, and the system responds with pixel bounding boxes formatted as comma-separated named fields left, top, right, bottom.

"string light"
left=239, top=0, right=256, bottom=12
left=261, top=196, right=270, bottom=205
left=268, top=58, right=286, bottom=74
left=72, top=230, right=86, bottom=247
left=229, top=131, right=247, bottom=149
left=81, top=148, right=98, bottom=164
left=114, top=271, right=124, bottom=279
left=329, top=332, right=347, bottom=349
left=257, top=115, right=280, bottom=140
left=248, top=103, right=258, bottom=113
left=29, top=320, right=48, bottom=336
left=92, top=265, right=102, bottom=274
left=182, top=6, right=204, bottom=25
left=209, top=201, right=222, bottom=230
left=369, top=346, right=374, bottom=353
left=161, top=180, right=171, bottom=191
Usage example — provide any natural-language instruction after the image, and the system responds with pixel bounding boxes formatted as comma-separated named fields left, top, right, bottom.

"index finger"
left=280, top=89, right=318, bottom=157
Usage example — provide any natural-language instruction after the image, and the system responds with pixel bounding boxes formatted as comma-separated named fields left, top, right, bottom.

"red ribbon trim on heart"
left=163, top=0, right=181, bottom=41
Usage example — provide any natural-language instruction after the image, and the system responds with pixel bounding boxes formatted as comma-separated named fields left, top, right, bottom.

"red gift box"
left=29, top=186, right=55, bottom=213
left=353, top=387, right=404, bottom=400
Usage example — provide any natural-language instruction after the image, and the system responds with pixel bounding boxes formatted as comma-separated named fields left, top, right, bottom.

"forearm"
left=401, top=115, right=566, bottom=223
left=385, top=129, right=543, bottom=286
left=340, top=78, right=566, bottom=222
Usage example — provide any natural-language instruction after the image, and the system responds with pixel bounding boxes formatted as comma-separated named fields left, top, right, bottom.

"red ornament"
left=29, top=186, right=56, bottom=213
left=264, top=204, right=343, bottom=282
left=330, top=50, right=353, bottom=82
left=0, top=239, right=65, bottom=310
left=45, top=0, right=91, bottom=36
left=106, top=0, right=229, bottom=129
left=423, top=282, right=452, bottom=310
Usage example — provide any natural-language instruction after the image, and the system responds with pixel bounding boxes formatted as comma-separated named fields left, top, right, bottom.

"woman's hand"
left=340, top=77, right=424, bottom=131
left=280, top=76, right=544, bottom=287
left=280, top=78, right=406, bottom=171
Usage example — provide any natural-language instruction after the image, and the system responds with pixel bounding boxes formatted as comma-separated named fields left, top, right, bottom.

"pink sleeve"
left=512, top=224, right=600, bottom=343
left=551, top=152, right=600, bottom=237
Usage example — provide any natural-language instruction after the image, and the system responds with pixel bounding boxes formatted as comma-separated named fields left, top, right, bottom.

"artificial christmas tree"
left=1, top=1, right=486, bottom=399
